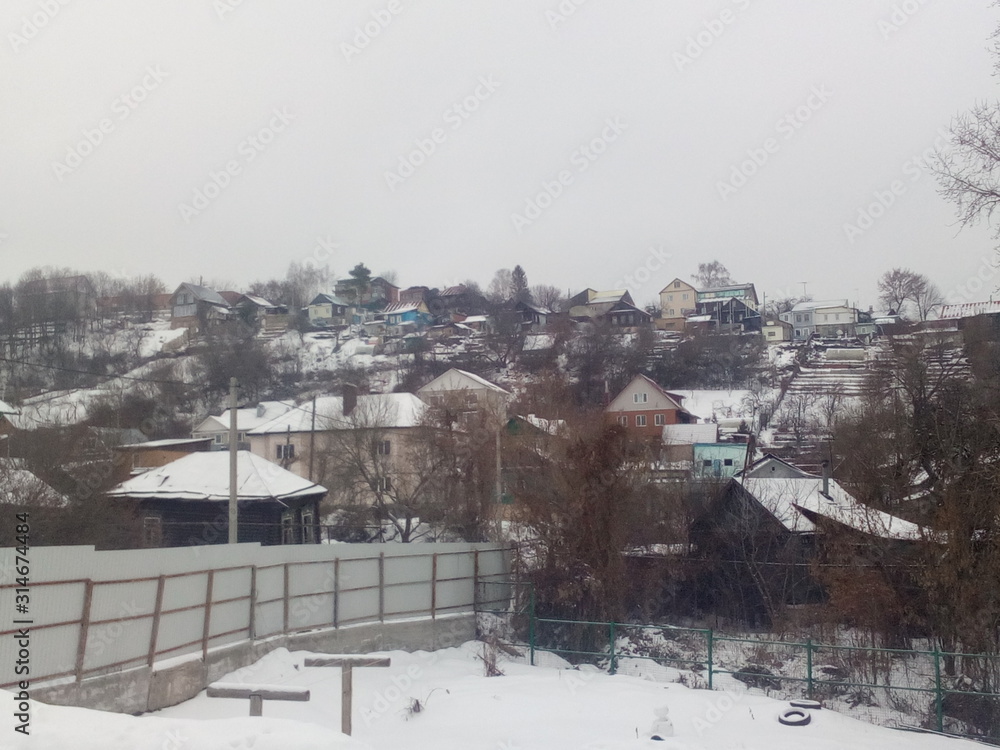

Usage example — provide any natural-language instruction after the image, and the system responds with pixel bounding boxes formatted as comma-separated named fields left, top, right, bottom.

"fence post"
left=283, top=564, right=290, bottom=634
left=806, top=638, right=814, bottom=699
left=609, top=621, right=617, bottom=675
left=707, top=629, right=714, bottom=691
left=202, top=570, right=215, bottom=661
left=248, top=566, right=257, bottom=640
left=934, top=648, right=943, bottom=733
left=431, top=553, right=438, bottom=620
left=75, top=580, right=94, bottom=682
left=147, top=575, right=165, bottom=668
left=333, top=558, right=340, bottom=629
left=528, top=585, right=536, bottom=667
left=378, top=552, right=385, bottom=623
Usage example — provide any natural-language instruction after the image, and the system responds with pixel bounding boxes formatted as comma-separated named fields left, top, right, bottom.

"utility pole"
left=229, top=377, right=238, bottom=544
left=308, top=396, right=317, bottom=483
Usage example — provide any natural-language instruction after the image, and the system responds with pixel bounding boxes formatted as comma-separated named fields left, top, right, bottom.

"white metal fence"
left=0, top=542, right=509, bottom=688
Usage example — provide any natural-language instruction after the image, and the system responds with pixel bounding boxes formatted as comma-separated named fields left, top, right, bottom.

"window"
left=633, top=393, right=648, bottom=404
left=617, top=415, right=627, bottom=426
left=635, top=415, right=647, bottom=427
left=682, top=293, right=689, bottom=300
left=377, top=476, right=392, bottom=492
left=213, top=434, right=223, bottom=444
left=702, top=460, right=712, bottom=467
left=654, top=414, right=666, bottom=426
left=376, top=439, right=391, bottom=455
left=724, top=459, right=734, bottom=466
left=674, top=281, right=681, bottom=288
left=277, top=443, right=295, bottom=460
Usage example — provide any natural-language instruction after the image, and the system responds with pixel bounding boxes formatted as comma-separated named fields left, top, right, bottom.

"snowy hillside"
left=13, top=642, right=981, bottom=750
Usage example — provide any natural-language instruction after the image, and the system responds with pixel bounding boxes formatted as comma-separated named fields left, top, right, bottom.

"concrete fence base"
left=32, top=614, right=476, bottom=715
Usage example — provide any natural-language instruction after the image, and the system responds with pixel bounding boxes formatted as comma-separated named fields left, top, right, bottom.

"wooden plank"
left=249, top=694, right=263, bottom=717
left=74, top=580, right=94, bottom=682
left=342, top=663, right=353, bottom=735
left=147, top=575, right=165, bottom=667
left=202, top=570, right=215, bottom=660
left=333, top=558, right=340, bottom=629
left=249, top=566, right=257, bottom=640
left=304, top=656, right=391, bottom=668
left=207, top=684, right=311, bottom=701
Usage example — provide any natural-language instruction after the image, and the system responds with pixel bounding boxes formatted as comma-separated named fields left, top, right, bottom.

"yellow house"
left=657, top=278, right=697, bottom=331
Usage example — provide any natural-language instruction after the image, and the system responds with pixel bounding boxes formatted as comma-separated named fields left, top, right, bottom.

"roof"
left=663, top=423, right=719, bottom=445
left=588, top=290, right=631, bottom=305
left=936, top=301, right=1000, bottom=320
left=238, top=294, right=278, bottom=308
left=309, top=293, right=352, bottom=307
left=737, top=476, right=926, bottom=540
left=174, top=283, right=229, bottom=307
left=117, top=438, right=214, bottom=450
left=438, top=285, right=467, bottom=297
left=107, top=451, right=325, bottom=502
left=248, top=393, right=428, bottom=434
left=0, top=400, right=19, bottom=415
left=607, top=374, right=690, bottom=414
left=789, top=299, right=850, bottom=313
left=513, top=414, right=567, bottom=436
left=0, top=459, right=67, bottom=507
left=517, top=301, right=554, bottom=315
left=417, top=368, right=511, bottom=396
left=218, top=290, right=243, bottom=306
left=381, top=302, right=425, bottom=315
left=193, top=401, right=295, bottom=435
left=699, top=283, right=756, bottom=294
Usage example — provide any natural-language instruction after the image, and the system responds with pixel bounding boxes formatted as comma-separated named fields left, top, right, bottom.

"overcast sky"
left=2, top=0, right=998, bottom=309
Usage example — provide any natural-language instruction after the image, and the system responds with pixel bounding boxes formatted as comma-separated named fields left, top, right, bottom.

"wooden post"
left=473, top=549, right=480, bottom=609
left=147, top=575, right=166, bottom=667
left=207, top=683, right=310, bottom=717
left=431, top=553, right=438, bottom=620
left=378, top=553, right=385, bottom=623
left=202, top=570, right=215, bottom=660
left=283, top=563, right=290, bottom=634
left=333, top=558, right=340, bottom=629
left=304, top=657, right=390, bottom=736
left=75, top=580, right=94, bottom=682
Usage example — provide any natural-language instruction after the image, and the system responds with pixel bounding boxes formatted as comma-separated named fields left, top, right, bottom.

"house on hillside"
left=234, top=295, right=290, bottom=334
left=780, top=300, right=859, bottom=341
left=695, top=284, right=760, bottom=333
left=658, top=278, right=698, bottom=331
left=113, top=438, right=214, bottom=482
left=307, top=293, right=353, bottom=328
left=606, top=374, right=695, bottom=439
left=569, top=289, right=652, bottom=330
left=761, top=317, right=793, bottom=344
left=107, top=451, right=325, bottom=547
left=378, top=301, right=432, bottom=334
left=427, top=285, right=488, bottom=321
left=169, top=283, right=234, bottom=334
left=690, top=455, right=927, bottom=624
left=515, top=300, right=553, bottom=331
left=333, top=276, right=399, bottom=308
left=192, top=401, right=295, bottom=450
left=417, top=368, right=512, bottom=418
left=399, top=286, right=430, bottom=305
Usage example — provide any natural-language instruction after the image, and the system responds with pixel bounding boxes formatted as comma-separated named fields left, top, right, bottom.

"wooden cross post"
left=304, top=656, right=391, bottom=735
left=206, top=683, right=310, bottom=716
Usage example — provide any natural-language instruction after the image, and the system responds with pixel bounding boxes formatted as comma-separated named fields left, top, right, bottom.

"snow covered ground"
left=11, top=642, right=981, bottom=749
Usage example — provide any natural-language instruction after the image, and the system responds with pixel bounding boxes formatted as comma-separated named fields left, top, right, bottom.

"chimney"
left=342, top=383, right=357, bottom=416
left=821, top=460, right=830, bottom=496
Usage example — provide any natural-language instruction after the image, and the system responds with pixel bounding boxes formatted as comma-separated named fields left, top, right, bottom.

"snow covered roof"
left=0, top=399, right=19, bottom=415
left=381, top=302, right=424, bottom=315
left=0, top=459, right=67, bottom=507
left=522, top=333, right=556, bottom=351
left=175, top=283, right=229, bottom=307
left=193, top=401, right=295, bottom=435
left=309, top=293, right=352, bottom=307
left=118, top=438, right=213, bottom=450
left=663, top=423, right=719, bottom=445
left=107, top=451, right=325, bottom=502
left=737, top=476, right=926, bottom=540
left=249, top=393, right=428, bottom=434
left=789, top=299, right=850, bottom=312
left=417, top=368, right=511, bottom=396
left=239, top=294, right=278, bottom=308
left=516, top=414, right=567, bottom=435
left=936, top=301, right=1000, bottom=320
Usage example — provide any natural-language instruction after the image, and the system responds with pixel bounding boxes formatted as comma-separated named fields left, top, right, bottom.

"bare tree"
left=936, top=101, right=1000, bottom=243
left=486, top=268, right=513, bottom=303
left=877, top=267, right=941, bottom=319
left=692, top=260, right=735, bottom=289
left=530, top=284, right=562, bottom=310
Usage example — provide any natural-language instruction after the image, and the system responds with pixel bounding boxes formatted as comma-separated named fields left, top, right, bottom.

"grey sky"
left=1, top=0, right=997, bottom=309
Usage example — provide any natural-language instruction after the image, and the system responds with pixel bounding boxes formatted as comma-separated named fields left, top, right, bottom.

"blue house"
left=693, top=442, right=749, bottom=479
left=379, top=301, right=432, bottom=331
